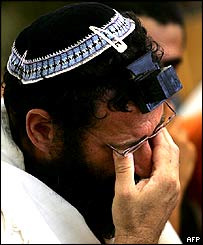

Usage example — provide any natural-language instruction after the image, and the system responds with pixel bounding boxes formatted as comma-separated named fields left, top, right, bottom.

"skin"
left=1, top=5, right=195, bottom=243
left=138, top=15, right=196, bottom=234
left=138, top=16, right=184, bottom=69
left=2, top=15, right=188, bottom=243
left=83, top=101, right=163, bottom=178
left=25, top=99, right=180, bottom=243
left=113, top=128, right=180, bottom=243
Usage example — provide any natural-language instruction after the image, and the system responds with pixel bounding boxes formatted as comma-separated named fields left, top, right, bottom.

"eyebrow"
left=111, top=113, right=165, bottom=149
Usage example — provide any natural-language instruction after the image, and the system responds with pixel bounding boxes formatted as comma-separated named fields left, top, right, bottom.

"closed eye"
left=111, top=113, right=165, bottom=150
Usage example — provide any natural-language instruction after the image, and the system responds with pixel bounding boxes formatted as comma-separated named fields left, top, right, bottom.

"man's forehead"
left=92, top=101, right=162, bottom=137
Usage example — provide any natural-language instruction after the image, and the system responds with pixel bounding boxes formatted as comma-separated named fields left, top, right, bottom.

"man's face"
left=138, top=16, right=184, bottom=70
left=48, top=97, right=164, bottom=241
left=65, top=99, right=163, bottom=240
left=81, top=101, right=163, bottom=180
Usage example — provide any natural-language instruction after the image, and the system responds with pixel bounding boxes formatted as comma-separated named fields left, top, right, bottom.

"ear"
left=26, top=109, right=54, bottom=153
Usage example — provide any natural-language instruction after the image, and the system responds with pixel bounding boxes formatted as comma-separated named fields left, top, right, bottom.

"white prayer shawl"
left=1, top=98, right=182, bottom=244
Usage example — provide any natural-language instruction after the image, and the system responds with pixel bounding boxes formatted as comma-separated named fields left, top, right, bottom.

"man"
left=2, top=2, right=183, bottom=243
left=105, top=1, right=197, bottom=236
left=125, top=2, right=197, bottom=237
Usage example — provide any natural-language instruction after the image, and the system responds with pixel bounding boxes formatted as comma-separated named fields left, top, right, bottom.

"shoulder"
left=1, top=162, right=99, bottom=243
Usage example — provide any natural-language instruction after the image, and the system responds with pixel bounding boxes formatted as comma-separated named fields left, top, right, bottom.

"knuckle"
left=160, top=172, right=180, bottom=193
left=168, top=176, right=180, bottom=194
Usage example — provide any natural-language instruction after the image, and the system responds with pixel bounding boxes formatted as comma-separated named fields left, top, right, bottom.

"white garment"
left=1, top=98, right=182, bottom=244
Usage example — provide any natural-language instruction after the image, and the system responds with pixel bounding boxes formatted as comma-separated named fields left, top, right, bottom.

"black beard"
left=24, top=129, right=116, bottom=243
left=24, top=127, right=140, bottom=243
left=51, top=158, right=116, bottom=243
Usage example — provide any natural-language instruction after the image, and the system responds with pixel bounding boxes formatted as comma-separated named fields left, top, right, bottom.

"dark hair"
left=3, top=6, right=163, bottom=149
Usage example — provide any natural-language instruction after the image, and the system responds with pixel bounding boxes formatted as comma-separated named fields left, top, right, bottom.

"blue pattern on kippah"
left=7, top=10, right=135, bottom=84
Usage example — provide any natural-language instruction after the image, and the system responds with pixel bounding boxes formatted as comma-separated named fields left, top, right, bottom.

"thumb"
left=113, top=152, right=135, bottom=191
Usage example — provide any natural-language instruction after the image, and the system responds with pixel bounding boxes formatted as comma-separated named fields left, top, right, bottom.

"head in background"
left=107, top=1, right=185, bottom=70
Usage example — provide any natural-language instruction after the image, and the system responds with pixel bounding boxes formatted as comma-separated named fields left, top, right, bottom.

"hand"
left=112, top=128, right=180, bottom=244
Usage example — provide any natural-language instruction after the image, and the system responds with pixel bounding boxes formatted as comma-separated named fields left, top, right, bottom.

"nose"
left=133, top=141, right=153, bottom=178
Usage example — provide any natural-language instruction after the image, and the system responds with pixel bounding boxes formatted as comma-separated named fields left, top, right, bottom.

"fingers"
left=151, top=128, right=180, bottom=165
left=113, top=127, right=180, bottom=196
left=158, top=127, right=177, bottom=146
left=112, top=127, right=181, bottom=244
left=113, top=151, right=135, bottom=191
left=150, top=128, right=180, bottom=185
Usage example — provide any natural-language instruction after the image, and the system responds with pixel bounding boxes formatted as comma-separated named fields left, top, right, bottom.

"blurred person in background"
left=105, top=1, right=201, bottom=240
left=177, top=80, right=202, bottom=240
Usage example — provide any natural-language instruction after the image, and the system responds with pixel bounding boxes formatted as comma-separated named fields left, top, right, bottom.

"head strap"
left=7, top=10, right=135, bottom=84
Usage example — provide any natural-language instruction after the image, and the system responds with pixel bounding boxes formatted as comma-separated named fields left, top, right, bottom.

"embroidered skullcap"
left=7, top=2, right=135, bottom=84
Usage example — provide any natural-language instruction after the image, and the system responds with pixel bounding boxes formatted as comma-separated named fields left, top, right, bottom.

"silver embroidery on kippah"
left=7, top=10, right=135, bottom=84
left=89, top=25, right=128, bottom=53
